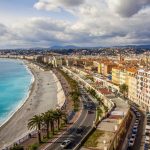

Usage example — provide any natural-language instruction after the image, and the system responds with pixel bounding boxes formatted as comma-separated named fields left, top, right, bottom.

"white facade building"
left=137, top=69, right=150, bottom=111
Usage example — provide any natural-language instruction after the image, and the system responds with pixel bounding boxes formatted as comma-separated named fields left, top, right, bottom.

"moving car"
left=60, top=139, right=72, bottom=148
left=76, top=126, right=85, bottom=135
left=88, top=109, right=93, bottom=114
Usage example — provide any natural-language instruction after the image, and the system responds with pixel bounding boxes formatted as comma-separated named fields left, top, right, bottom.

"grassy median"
left=83, top=129, right=104, bottom=148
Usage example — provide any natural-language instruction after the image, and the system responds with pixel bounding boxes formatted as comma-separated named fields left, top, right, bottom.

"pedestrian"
left=28, top=133, right=32, bottom=138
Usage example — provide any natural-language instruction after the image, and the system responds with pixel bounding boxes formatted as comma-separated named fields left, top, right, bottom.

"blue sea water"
left=0, top=59, right=33, bottom=126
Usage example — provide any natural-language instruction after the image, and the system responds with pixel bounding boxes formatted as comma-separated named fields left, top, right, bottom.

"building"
left=137, top=69, right=150, bottom=111
left=112, top=67, right=121, bottom=85
left=103, top=63, right=116, bottom=76
left=119, top=69, right=127, bottom=85
left=127, top=68, right=137, bottom=104
left=128, top=77, right=137, bottom=104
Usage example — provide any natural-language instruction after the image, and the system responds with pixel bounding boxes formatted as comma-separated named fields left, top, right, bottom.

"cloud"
left=0, top=0, right=150, bottom=48
left=0, top=24, right=8, bottom=36
left=107, top=0, right=150, bottom=17
left=34, top=0, right=85, bottom=11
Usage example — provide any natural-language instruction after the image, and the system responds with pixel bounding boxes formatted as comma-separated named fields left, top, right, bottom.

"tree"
left=10, top=144, right=24, bottom=150
left=42, top=111, right=52, bottom=138
left=28, top=115, right=42, bottom=143
left=47, top=110, right=55, bottom=135
left=119, top=84, right=128, bottom=98
left=53, top=109, right=65, bottom=130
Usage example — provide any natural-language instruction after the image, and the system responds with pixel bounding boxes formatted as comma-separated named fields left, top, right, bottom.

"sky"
left=0, top=0, right=150, bottom=48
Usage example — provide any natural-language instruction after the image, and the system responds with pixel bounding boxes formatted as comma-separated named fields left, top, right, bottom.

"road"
left=124, top=101, right=146, bottom=150
left=43, top=87, right=96, bottom=150
left=130, top=110, right=146, bottom=150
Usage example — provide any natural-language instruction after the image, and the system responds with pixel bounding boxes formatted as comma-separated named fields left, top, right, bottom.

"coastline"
left=0, top=59, right=35, bottom=128
left=0, top=59, right=65, bottom=149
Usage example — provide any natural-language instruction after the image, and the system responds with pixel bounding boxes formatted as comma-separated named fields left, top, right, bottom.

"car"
left=135, top=119, right=140, bottom=124
left=88, top=110, right=93, bottom=114
left=134, top=122, right=139, bottom=126
left=128, top=138, right=135, bottom=147
left=133, top=125, right=138, bottom=129
left=131, top=107, right=138, bottom=113
left=132, top=128, right=138, bottom=133
left=83, top=104, right=87, bottom=109
left=76, top=126, right=85, bottom=135
left=60, top=139, right=72, bottom=148
left=131, top=134, right=136, bottom=139
left=87, top=104, right=93, bottom=109
left=136, top=112, right=141, bottom=117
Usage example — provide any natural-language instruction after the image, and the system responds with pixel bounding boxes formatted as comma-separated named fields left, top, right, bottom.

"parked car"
left=135, top=119, right=140, bottom=124
left=134, top=122, right=139, bottom=126
left=131, top=133, right=136, bottom=139
left=132, top=128, right=138, bottom=133
left=133, top=125, right=138, bottom=129
left=128, top=138, right=135, bottom=147
left=136, top=112, right=141, bottom=117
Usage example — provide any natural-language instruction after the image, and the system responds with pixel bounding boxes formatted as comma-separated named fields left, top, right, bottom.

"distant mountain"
left=51, top=45, right=79, bottom=49
left=114, top=45, right=150, bottom=49
left=51, top=44, right=150, bottom=50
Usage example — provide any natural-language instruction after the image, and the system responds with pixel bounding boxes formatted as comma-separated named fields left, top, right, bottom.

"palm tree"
left=28, top=115, right=42, bottom=143
left=62, top=114, right=68, bottom=124
left=42, top=111, right=52, bottom=139
left=53, top=109, right=65, bottom=130
left=47, top=110, right=55, bottom=135
left=119, top=84, right=128, bottom=98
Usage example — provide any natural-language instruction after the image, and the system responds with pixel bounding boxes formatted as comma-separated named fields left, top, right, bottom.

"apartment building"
left=127, top=68, right=137, bottom=104
left=112, top=67, right=120, bottom=85
left=112, top=67, right=127, bottom=85
left=137, top=69, right=150, bottom=111
left=119, top=69, right=127, bottom=85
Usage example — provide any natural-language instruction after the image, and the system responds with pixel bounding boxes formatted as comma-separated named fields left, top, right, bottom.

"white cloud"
left=34, top=0, right=85, bottom=11
left=107, top=0, right=150, bottom=17
left=0, top=0, right=150, bottom=48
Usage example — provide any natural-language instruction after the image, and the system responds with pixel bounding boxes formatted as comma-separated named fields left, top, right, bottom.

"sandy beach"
left=0, top=61, right=65, bottom=149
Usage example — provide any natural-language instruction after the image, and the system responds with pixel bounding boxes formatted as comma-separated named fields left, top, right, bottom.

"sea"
left=0, top=59, right=33, bottom=126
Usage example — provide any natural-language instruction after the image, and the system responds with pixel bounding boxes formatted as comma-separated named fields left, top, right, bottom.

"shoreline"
left=0, top=59, right=65, bottom=149
left=0, top=60, right=35, bottom=128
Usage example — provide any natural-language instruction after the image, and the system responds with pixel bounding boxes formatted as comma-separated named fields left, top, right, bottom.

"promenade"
left=0, top=62, right=65, bottom=149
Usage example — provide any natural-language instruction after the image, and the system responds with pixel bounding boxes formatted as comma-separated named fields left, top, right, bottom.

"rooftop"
left=97, top=97, right=129, bottom=149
